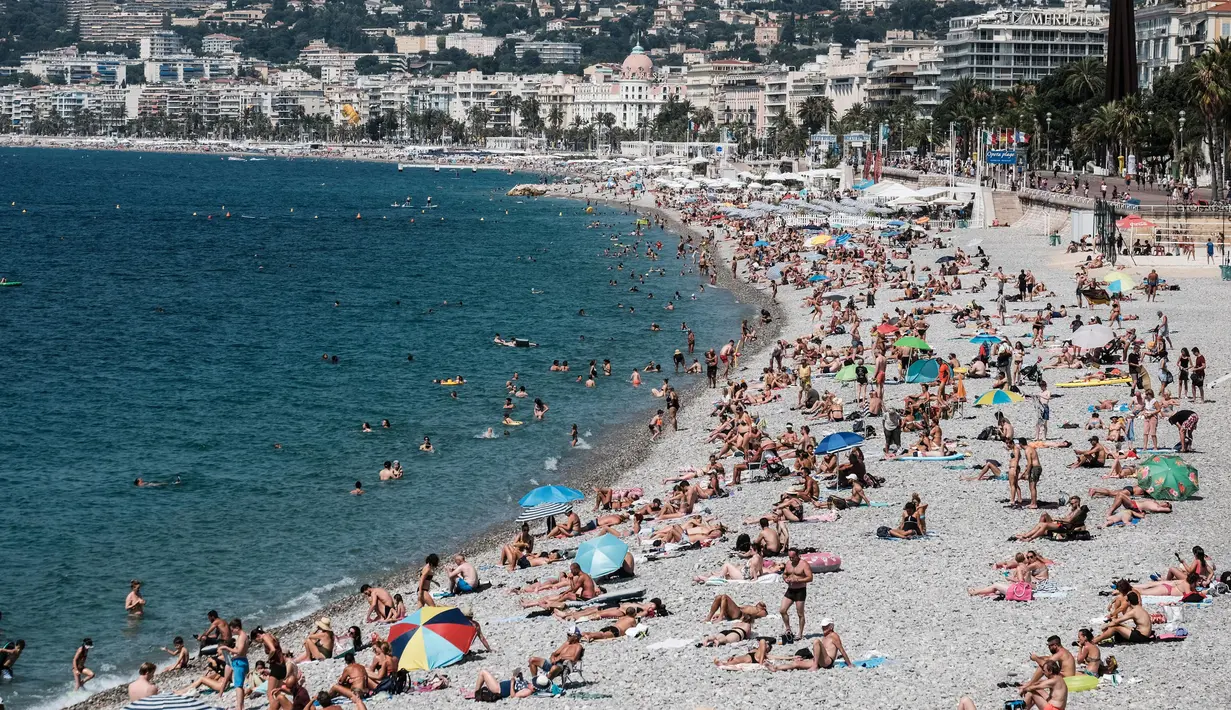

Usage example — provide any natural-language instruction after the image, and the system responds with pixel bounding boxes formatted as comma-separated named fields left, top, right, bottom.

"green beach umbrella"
left=1137, top=455, right=1199, bottom=501
left=893, top=336, right=932, bottom=350
left=834, top=364, right=858, bottom=382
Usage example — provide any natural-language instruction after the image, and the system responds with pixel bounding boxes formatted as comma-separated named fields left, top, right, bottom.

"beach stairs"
left=992, top=190, right=1024, bottom=226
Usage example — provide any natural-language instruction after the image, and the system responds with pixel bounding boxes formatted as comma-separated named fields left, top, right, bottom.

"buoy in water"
left=116, top=204, right=120, bottom=209
left=290, top=208, right=294, bottom=212
left=22, top=209, right=26, bottom=213
left=480, top=217, right=484, bottom=221
left=356, top=213, right=361, bottom=219
left=586, top=206, right=594, bottom=214
left=559, top=212, right=562, bottom=216
left=226, top=212, right=231, bottom=218
left=192, top=212, right=197, bottom=216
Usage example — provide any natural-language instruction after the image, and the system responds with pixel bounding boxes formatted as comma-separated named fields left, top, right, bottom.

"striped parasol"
left=516, top=501, right=572, bottom=522
left=124, top=695, right=218, bottom=710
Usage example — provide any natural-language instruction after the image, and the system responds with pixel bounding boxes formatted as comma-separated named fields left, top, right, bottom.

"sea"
left=0, top=148, right=753, bottom=709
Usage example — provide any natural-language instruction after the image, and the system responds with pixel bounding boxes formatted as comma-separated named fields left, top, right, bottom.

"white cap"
left=820, top=618, right=834, bottom=628
left=846, top=474, right=857, bottom=481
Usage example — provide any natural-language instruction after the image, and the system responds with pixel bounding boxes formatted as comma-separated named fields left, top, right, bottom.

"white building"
left=941, top=2, right=1107, bottom=91
left=201, top=33, right=242, bottom=55
left=570, top=47, right=687, bottom=131
left=140, top=31, right=183, bottom=59
left=515, top=42, right=582, bottom=65
left=20, top=47, right=131, bottom=86
left=814, top=41, right=874, bottom=119
left=444, top=33, right=507, bottom=57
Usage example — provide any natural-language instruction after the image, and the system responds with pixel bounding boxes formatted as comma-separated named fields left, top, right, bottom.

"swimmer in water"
left=125, top=580, right=145, bottom=616
left=478, top=428, right=496, bottom=439
left=420, top=437, right=434, bottom=453
left=451, top=391, right=459, bottom=400
left=503, top=415, right=523, bottom=426
left=578, top=309, right=586, bottom=316
left=631, top=370, right=642, bottom=387
left=381, top=419, right=391, bottom=429
left=351, top=481, right=364, bottom=495
left=362, top=422, right=373, bottom=433
left=571, top=424, right=579, bottom=446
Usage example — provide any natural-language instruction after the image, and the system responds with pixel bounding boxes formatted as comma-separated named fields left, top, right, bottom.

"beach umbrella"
left=814, top=431, right=865, bottom=455
left=1102, top=273, right=1136, bottom=292
left=125, top=695, right=215, bottom=710
left=905, top=358, right=941, bottom=384
left=1071, top=324, right=1116, bottom=350
left=575, top=533, right=629, bottom=579
left=969, top=333, right=1003, bottom=345
left=807, top=235, right=830, bottom=246
left=1137, top=454, right=1199, bottom=501
left=808, top=274, right=830, bottom=282
left=893, top=336, right=932, bottom=350
left=935, top=256, right=957, bottom=263
left=974, top=389, right=1024, bottom=406
left=519, top=485, right=584, bottom=507
left=875, top=323, right=898, bottom=335
left=834, top=364, right=858, bottom=382
left=388, top=606, right=476, bottom=671
left=753, top=240, right=772, bottom=247
left=516, top=501, right=572, bottom=522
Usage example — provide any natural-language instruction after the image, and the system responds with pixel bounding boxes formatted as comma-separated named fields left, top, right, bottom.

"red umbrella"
left=875, top=323, right=898, bottom=335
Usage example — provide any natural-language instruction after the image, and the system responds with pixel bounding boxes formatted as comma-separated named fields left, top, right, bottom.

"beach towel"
left=1106, top=518, right=1143, bottom=527
left=1034, top=591, right=1069, bottom=599
left=704, top=573, right=782, bottom=586
left=646, top=638, right=694, bottom=651
left=834, top=656, right=889, bottom=669
left=717, top=663, right=765, bottom=672
left=880, top=453, right=967, bottom=462
left=876, top=532, right=938, bottom=540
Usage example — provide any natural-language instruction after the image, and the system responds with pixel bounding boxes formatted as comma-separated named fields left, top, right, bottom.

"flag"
left=1015, top=131, right=1030, bottom=144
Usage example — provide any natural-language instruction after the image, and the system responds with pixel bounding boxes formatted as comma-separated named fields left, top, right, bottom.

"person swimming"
left=476, top=428, right=497, bottom=439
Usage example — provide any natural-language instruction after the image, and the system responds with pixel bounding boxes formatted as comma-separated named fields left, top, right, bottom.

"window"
left=1222, top=21, right=1229, bottom=36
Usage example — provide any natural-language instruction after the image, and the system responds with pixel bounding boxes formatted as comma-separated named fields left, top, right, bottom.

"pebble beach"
left=65, top=176, right=1231, bottom=710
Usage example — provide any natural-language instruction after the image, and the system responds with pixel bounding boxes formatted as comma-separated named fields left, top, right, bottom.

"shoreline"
left=62, top=171, right=774, bottom=710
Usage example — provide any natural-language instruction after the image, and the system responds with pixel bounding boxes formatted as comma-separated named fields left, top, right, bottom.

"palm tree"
left=838, top=102, right=867, bottom=136
left=1062, top=57, right=1106, bottom=104
left=547, top=105, right=564, bottom=144
left=466, top=104, right=491, bottom=144
left=797, top=95, right=835, bottom=134
left=595, top=111, right=617, bottom=149
left=498, top=94, right=522, bottom=136
left=519, top=96, right=543, bottom=137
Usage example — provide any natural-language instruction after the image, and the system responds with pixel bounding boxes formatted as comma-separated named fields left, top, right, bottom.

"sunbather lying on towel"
left=704, top=595, right=769, bottom=622
left=1011, top=497, right=1088, bottom=542
left=766, top=621, right=852, bottom=671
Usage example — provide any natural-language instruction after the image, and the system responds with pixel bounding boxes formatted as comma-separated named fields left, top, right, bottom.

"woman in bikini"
left=704, top=595, right=768, bottom=623
left=696, top=614, right=755, bottom=647
left=1133, top=572, right=1197, bottom=598
left=417, top=554, right=438, bottom=608
left=1165, top=545, right=1215, bottom=585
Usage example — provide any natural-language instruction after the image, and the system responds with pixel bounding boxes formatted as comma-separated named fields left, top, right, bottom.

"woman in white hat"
left=295, top=618, right=335, bottom=662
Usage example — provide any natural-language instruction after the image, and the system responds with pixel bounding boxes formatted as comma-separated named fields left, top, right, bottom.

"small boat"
left=227, top=156, right=246, bottom=161
left=0, top=281, right=22, bottom=287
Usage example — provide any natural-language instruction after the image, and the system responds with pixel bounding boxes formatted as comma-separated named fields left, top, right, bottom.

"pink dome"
left=621, top=45, right=653, bottom=79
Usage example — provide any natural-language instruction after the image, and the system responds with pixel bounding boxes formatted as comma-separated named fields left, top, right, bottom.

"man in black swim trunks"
left=779, top=548, right=813, bottom=642
left=1092, top=591, right=1153, bottom=644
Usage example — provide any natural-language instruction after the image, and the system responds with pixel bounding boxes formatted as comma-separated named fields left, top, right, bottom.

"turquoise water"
left=0, top=149, right=751, bottom=709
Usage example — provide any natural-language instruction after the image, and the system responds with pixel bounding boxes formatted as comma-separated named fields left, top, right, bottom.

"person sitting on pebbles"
left=1069, top=436, right=1107, bottom=468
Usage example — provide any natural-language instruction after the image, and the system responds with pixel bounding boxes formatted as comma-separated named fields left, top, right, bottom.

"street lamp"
left=1177, top=110, right=1186, bottom=183
left=1045, top=111, right=1052, bottom=170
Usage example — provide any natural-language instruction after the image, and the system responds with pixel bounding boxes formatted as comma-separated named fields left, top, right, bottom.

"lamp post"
left=1176, top=110, right=1186, bottom=184
left=1045, top=111, right=1052, bottom=171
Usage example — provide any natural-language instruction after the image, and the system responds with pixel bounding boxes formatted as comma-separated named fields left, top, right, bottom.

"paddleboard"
left=1055, top=377, right=1132, bottom=388
left=0, top=282, right=22, bottom=287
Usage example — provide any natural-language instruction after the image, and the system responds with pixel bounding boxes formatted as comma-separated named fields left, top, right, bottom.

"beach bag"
left=1004, top=582, right=1033, bottom=602
left=876, top=526, right=891, bottom=538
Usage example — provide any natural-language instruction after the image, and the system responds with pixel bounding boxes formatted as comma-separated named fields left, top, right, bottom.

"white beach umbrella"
left=125, top=695, right=217, bottom=710
left=1071, top=324, right=1116, bottom=349
left=516, top=502, right=573, bottom=522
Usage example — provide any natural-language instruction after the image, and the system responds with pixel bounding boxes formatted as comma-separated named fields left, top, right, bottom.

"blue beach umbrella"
left=519, top=485, right=585, bottom=507
left=575, top=533, right=629, bottom=578
left=808, top=274, right=830, bottom=282
left=905, top=358, right=941, bottom=384
left=887, top=220, right=905, bottom=227
left=969, top=333, right=1003, bottom=345
left=754, top=240, right=772, bottom=247
left=814, top=431, right=866, bottom=455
